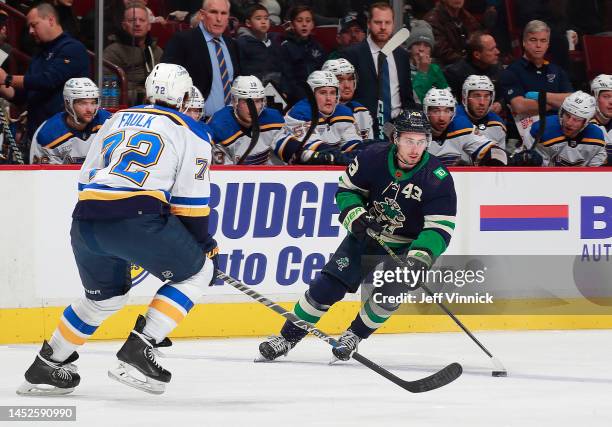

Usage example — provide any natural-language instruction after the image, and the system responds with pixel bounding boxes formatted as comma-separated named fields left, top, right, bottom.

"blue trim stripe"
left=170, top=196, right=210, bottom=205
left=157, top=284, right=194, bottom=312
left=480, top=218, right=569, bottom=231
left=63, top=305, right=98, bottom=335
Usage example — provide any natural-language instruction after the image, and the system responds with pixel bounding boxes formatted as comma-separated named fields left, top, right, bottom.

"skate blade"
left=16, top=381, right=74, bottom=396
left=108, top=363, right=166, bottom=395
left=253, top=353, right=279, bottom=363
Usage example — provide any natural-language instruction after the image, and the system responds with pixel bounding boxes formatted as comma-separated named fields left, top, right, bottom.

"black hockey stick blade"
left=237, top=98, right=260, bottom=164
left=217, top=270, right=463, bottom=393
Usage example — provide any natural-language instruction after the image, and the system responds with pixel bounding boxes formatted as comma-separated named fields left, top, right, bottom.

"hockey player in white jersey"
left=29, top=78, right=112, bottom=164
left=458, top=75, right=506, bottom=149
left=424, top=88, right=507, bottom=166
left=18, top=64, right=218, bottom=396
left=277, top=70, right=363, bottom=165
left=523, top=91, right=607, bottom=166
left=590, top=74, right=612, bottom=164
left=208, top=75, right=299, bottom=165
left=322, top=58, right=374, bottom=140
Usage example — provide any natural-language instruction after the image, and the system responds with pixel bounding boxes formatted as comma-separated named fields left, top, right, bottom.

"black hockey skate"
left=330, top=329, right=361, bottom=364
left=256, top=336, right=297, bottom=362
left=108, top=315, right=171, bottom=395
left=17, top=341, right=80, bottom=396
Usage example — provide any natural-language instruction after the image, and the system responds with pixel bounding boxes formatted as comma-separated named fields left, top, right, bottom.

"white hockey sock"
left=144, top=261, right=213, bottom=343
left=49, top=295, right=128, bottom=362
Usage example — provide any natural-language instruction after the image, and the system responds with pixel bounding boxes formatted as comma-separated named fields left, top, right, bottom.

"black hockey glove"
left=303, top=150, right=336, bottom=165
left=509, top=150, right=543, bottom=166
left=403, top=250, right=433, bottom=291
left=342, top=207, right=383, bottom=242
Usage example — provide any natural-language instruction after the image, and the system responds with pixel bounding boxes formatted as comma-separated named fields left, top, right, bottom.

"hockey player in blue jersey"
left=258, top=108, right=457, bottom=362
left=322, top=58, right=374, bottom=140
left=30, top=78, right=112, bottom=164
left=523, top=91, right=607, bottom=166
left=276, top=70, right=363, bottom=165
left=424, top=88, right=507, bottom=166
left=18, top=64, right=218, bottom=396
left=590, top=74, right=612, bottom=164
left=208, top=75, right=300, bottom=165
left=183, top=85, right=205, bottom=122
left=458, top=75, right=506, bottom=150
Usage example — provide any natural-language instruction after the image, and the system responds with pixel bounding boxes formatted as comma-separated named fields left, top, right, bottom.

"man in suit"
left=340, top=2, right=415, bottom=139
left=161, top=0, right=240, bottom=118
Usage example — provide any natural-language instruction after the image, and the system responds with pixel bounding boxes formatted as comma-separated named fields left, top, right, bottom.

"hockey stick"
left=216, top=270, right=462, bottom=393
left=376, top=27, right=410, bottom=140
left=236, top=98, right=260, bottom=164
left=0, top=100, right=24, bottom=165
left=367, top=230, right=508, bottom=377
left=301, top=81, right=319, bottom=147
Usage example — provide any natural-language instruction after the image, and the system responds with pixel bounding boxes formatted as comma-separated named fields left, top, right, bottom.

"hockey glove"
left=303, top=150, right=336, bottom=165
left=509, top=150, right=543, bottom=166
left=342, top=207, right=383, bottom=242
left=403, top=250, right=432, bottom=291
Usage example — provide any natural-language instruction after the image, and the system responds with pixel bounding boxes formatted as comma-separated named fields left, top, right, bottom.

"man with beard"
left=341, top=2, right=415, bottom=138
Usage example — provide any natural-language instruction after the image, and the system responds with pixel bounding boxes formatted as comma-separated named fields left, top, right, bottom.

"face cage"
left=66, top=97, right=99, bottom=126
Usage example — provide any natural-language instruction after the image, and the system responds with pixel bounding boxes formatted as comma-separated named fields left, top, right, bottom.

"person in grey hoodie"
left=236, top=4, right=283, bottom=87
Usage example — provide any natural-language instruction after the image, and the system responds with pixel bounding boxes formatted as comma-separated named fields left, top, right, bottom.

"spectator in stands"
left=30, top=78, right=112, bottom=164
left=405, top=20, right=448, bottom=104
left=444, top=31, right=503, bottom=114
left=103, top=1, right=163, bottom=105
left=0, top=10, right=11, bottom=58
left=327, top=13, right=367, bottom=60
left=499, top=20, right=573, bottom=118
left=423, top=0, right=481, bottom=66
left=237, top=4, right=283, bottom=86
left=0, top=3, right=89, bottom=142
left=162, top=0, right=241, bottom=118
left=341, top=2, right=415, bottom=139
left=280, top=5, right=326, bottom=105
left=52, top=0, right=79, bottom=39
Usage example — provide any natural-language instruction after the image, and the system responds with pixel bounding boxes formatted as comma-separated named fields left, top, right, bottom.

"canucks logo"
left=131, top=263, right=149, bottom=286
left=372, top=197, right=406, bottom=233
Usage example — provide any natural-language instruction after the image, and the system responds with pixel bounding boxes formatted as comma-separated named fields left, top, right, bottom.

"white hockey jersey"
left=456, top=105, right=506, bottom=150
left=74, top=104, right=213, bottom=226
left=524, top=115, right=607, bottom=166
left=207, top=106, right=295, bottom=165
left=427, top=113, right=499, bottom=166
left=277, top=98, right=362, bottom=162
left=30, top=110, right=112, bottom=164
left=346, top=100, right=374, bottom=140
left=591, top=116, right=612, bottom=165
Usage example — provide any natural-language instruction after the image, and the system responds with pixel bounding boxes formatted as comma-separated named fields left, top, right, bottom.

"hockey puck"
left=491, top=370, right=507, bottom=377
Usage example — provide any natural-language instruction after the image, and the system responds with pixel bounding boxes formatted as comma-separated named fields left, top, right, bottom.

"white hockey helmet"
left=559, top=90, right=597, bottom=124
left=322, top=58, right=357, bottom=91
left=182, top=86, right=205, bottom=120
left=145, top=63, right=192, bottom=108
left=63, top=77, right=99, bottom=124
left=307, top=70, right=339, bottom=92
left=591, top=74, right=612, bottom=117
left=230, top=75, right=266, bottom=116
left=423, top=88, right=456, bottom=121
left=461, top=75, right=495, bottom=114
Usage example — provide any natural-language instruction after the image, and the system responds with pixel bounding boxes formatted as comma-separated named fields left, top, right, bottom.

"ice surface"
left=1, top=330, right=611, bottom=426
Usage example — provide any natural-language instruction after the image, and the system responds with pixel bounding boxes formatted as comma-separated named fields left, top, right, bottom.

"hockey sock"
left=144, top=261, right=213, bottom=343
left=348, top=298, right=397, bottom=339
left=49, top=295, right=128, bottom=362
left=281, top=291, right=330, bottom=342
